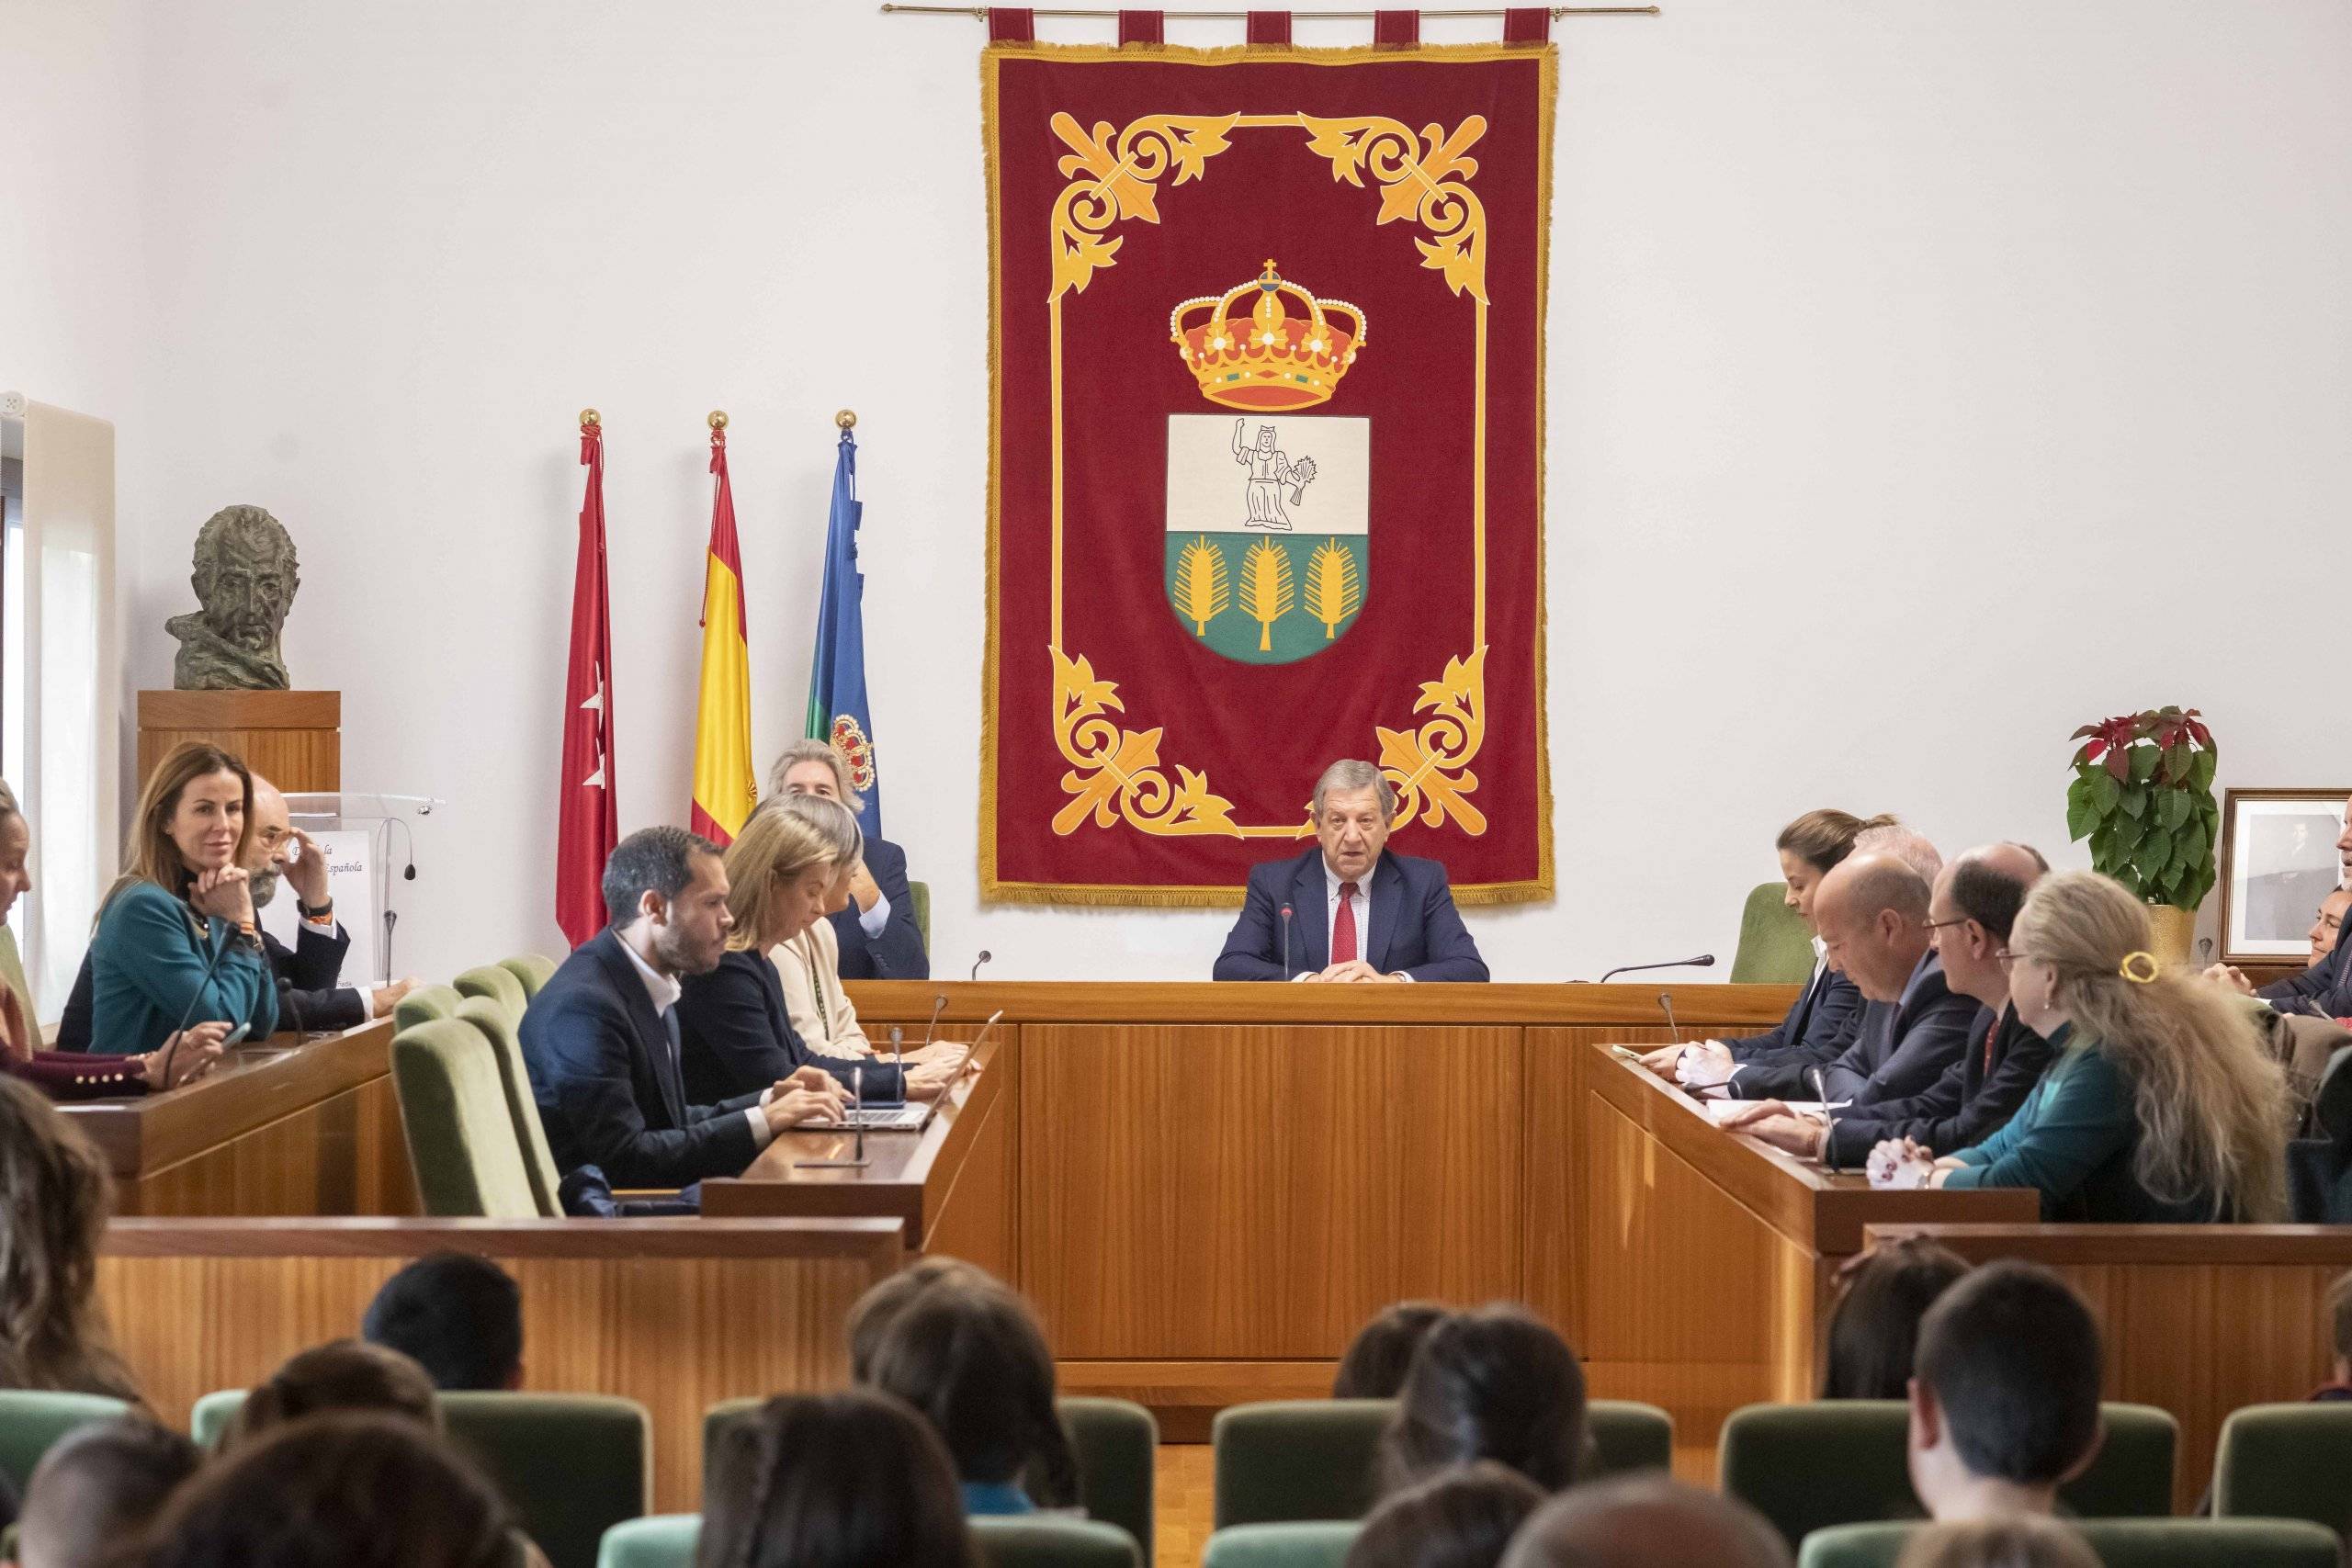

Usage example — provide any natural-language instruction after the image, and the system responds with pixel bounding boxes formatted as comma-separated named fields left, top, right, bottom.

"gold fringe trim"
left=985, top=874, right=1555, bottom=910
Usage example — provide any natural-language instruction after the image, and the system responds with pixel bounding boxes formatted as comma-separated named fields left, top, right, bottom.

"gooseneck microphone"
left=969, top=950, right=993, bottom=984
left=919, top=993, right=949, bottom=1050
left=1597, top=953, right=1715, bottom=984
left=1657, top=991, right=1682, bottom=1044
left=160, top=901, right=242, bottom=1087
left=1810, top=1065, right=1840, bottom=1172
left=1279, top=904, right=1296, bottom=980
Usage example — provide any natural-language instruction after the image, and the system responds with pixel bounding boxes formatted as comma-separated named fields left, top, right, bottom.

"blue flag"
left=806, top=426, right=882, bottom=837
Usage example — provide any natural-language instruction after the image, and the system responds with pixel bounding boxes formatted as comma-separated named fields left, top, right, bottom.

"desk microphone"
left=1658, top=991, right=1682, bottom=1044
left=1279, top=905, right=1296, bottom=980
left=969, top=950, right=992, bottom=984
left=159, top=904, right=240, bottom=1087
left=919, top=993, right=949, bottom=1050
left=1597, top=953, right=1715, bottom=984
left=888, top=1025, right=906, bottom=1104
left=1810, top=1065, right=1840, bottom=1172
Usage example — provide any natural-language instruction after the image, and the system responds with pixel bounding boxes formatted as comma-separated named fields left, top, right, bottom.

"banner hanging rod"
left=880, top=6, right=1661, bottom=18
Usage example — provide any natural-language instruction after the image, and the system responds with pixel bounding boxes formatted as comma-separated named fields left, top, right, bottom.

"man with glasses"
left=1725, top=843, right=2053, bottom=1166
left=1722, top=852, right=1980, bottom=1105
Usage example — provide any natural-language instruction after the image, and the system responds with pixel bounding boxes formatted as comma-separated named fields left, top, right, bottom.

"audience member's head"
left=1313, top=759, right=1396, bottom=885
left=700, top=1390, right=976, bottom=1568
left=2335, top=793, right=2352, bottom=885
left=724, top=795, right=863, bottom=951
left=1907, top=1261, right=2103, bottom=1520
left=1380, top=1305, right=1586, bottom=1495
left=0, top=780, right=32, bottom=941
left=1498, top=1474, right=1790, bottom=1568
left=770, top=737, right=870, bottom=820
left=0, top=1077, right=135, bottom=1398
left=860, top=1276, right=1078, bottom=1508
left=115, top=740, right=254, bottom=903
left=1812, top=853, right=1935, bottom=1002
left=1336, top=1303, right=1456, bottom=1400
left=775, top=794, right=866, bottom=920
left=1775, top=810, right=1899, bottom=924
left=140, top=1412, right=524, bottom=1568
left=1854, top=825, right=1945, bottom=888
left=1346, top=1461, right=1545, bottom=1568
left=1928, top=846, right=2044, bottom=1010
left=2311, top=886, right=2351, bottom=965
left=230, top=1339, right=439, bottom=1447
left=1893, top=1515, right=2100, bottom=1568
left=1821, top=1239, right=1972, bottom=1400
left=601, top=826, right=732, bottom=977
left=13, top=1417, right=201, bottom=1568
left=2326, top=1269, right=2352, bottom=1385
left=2009, top=870, right=2290, bottom=1221
left=361, top=1253, right=524, bottom=1392
left=845, top=1258, right=991, bottom=1382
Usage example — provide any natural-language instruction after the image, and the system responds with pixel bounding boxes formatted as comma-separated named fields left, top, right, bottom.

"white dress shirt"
left=859, top=891, right=891, bottom=938
left=1289, top=857, right=1412, bottom=980
left=616, top=938, right=773, bottom=1148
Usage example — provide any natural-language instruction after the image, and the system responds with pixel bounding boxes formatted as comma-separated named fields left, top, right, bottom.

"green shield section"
left=1164, top=533, right=1368, bottom=666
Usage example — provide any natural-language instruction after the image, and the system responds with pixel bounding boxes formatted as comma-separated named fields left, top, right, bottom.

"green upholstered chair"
left=454, top=963, right=529, bottom=1026
left=1732, top=881, right=1815, bottom=985
left=193, top=1390, right=648, bottom=1568
left=1202, top=1522, right=1359, bottom=1568
left=501, top=953, right=559, bottom=1000
left=2212, top=1402, right=2352, bottom=1537
left=456, top=996, right=565, bottom=1218
left=0, top=927, right=38, bottom=1038
left=974, top=1517, right=1143, bottom=1568
left=596, top=1516, right=698, bottom=1568
left=1212, top=1400, right=1389, bottom=1529
left=0, top=1390, right=131, bottom=1491
left=390, top=1018, right=543, bottom=1218
left=910, top=880, right=932, bottom=949
left=705, top=1396, right=1155, bottom=1561
left=1589, top=1399, right=1674, bottom=1476
left=1725, top=1402, right=2177, bottom=1548
left=393, top=982, right=466, bottom=1032
left=440, top=1393, right=651, bottom=1568
left=1799, top=1519, right=2345, bottom=1568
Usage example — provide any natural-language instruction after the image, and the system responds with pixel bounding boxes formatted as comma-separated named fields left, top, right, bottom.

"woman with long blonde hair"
left=1921, top=870, right=2289, bottom=1221
left=0, top=1075, right=139, bottom=1396
left=676, top=795, right=959, bottom=1107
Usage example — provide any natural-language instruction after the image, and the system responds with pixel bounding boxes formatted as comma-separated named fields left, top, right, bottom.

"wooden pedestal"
left=137, top=690, right=341, bottom=794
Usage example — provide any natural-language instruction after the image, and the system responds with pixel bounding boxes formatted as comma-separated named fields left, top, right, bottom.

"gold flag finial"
left=579, top=408, right=599, bottom=426
left=707, top=410, right=729, bottom=430
left=836, top=409, right=858, bottom=430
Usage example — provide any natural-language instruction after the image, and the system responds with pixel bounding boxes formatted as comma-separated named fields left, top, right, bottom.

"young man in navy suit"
left=1213, top=760, right=1488, bottom=983
left=520, top=827, right=847, bottom=1190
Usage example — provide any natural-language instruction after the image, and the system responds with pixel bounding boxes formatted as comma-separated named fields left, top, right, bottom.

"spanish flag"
left=689, top=414, right=756, bottom=844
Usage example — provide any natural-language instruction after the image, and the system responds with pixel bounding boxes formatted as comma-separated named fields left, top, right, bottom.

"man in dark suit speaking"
left=521, top=826, right=847, bottom=1190
left=1214, top=760, right=1488, bottom=983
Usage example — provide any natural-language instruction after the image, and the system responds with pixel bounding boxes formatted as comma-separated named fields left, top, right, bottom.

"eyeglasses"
left=1920, top=917, right=1973, bottom=933
left=1993, top=950, right=2022, bottom=970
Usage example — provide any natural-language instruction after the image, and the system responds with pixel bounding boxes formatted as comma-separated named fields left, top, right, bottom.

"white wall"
left=29, top=0, right=2352, bottom=986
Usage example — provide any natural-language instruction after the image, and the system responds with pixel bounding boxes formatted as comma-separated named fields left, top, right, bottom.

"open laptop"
left=822, top=1010, right=1003, bottom=1132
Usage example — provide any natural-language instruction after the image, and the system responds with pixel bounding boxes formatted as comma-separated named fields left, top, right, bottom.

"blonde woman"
left=1882, top=870, right=2289, bottom=1222
left=677, top=795, right=959, bottom=1106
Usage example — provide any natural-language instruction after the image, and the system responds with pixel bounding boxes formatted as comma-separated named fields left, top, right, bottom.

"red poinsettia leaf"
left=2105, top=747, right=2131, bottom=783
left=2070, top=724, right=2101, bottom=740
left=2084, top=739, right=2108, bottom=762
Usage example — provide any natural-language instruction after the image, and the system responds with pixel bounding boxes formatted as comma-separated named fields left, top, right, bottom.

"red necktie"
left=1334, top=882, right=1360, bottom=964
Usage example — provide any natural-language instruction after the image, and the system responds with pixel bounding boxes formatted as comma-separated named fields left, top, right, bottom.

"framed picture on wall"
left=2218, top=788, right=2350, bottom=965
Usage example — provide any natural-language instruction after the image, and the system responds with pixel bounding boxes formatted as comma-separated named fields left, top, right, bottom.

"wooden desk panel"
left=1020, top=1022, right=1524, bottom=1360
left=843, top=980, right=1797, bottom=1030
left=98, top=1217, right=902, bottom=1514
left=62, top=1021, right=413, bottom=1216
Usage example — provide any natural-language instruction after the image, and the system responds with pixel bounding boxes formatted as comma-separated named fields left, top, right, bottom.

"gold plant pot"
left=2144, top=903, right=2198, bottom=969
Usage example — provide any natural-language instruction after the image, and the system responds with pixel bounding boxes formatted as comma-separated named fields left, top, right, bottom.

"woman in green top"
left=1894, top=870, right=2288, bottom=1222
left=86, top=742, right=277, bottom=1055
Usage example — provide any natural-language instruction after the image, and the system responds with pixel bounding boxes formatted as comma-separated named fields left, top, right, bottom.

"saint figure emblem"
left=1164, top=414, right=1368, bottom=665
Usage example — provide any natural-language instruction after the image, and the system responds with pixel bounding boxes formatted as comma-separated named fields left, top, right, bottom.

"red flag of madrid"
left=557, top=410, right=619, bottom=947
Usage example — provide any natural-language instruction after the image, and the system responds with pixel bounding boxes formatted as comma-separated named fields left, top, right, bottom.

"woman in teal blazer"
left=1898, top=870, right=2288, bottom=1223
left=87, top=743, right=277, bottom=1055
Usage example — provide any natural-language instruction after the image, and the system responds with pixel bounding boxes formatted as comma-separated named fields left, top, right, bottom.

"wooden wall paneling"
left=1021, top=1023, right=1523, bottom=1362
left=843, top=980, right=1801, bottom=1030
left=124, top=1077, right=415, bottom=1216
left=1524, top=1026, right=1681, bottom=1350
left=136, top=689, right=341, bottom=793
left=920, top=1032, right=1020, bottom=1281
left=97, top=1218, right=903, bottom=1513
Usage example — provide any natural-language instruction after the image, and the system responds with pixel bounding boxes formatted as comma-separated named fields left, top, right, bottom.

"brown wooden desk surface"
left=60, top=1018, right=413, bottom=1216
left=842, top=978, right=1798, bottom=1029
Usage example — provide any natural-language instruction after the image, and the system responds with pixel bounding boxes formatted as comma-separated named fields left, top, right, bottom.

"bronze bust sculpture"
left=166, top=504, right=300, bottom=690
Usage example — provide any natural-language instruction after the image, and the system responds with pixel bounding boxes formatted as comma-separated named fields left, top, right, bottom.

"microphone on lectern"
left=969, top=950, right=993, bottom=984
left=1596, top=953, right=1715, bottom=984
left=919, top=992, right=949, bottom=1050
left=1658, top=991, right=1682, bottom=1044
left=1279, top=905, right=1296, bottom=980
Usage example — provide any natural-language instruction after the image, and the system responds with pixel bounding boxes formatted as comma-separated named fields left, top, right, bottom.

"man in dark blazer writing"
left=1214, top=759, right=1488, bottom=983
left=520, top=826, right=846, bottom=1190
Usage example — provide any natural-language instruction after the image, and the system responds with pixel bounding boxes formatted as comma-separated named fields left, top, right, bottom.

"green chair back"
left=454, top=963, right=529, bottom=1025
left=457, top=996, right=565, bottom=1218
left=2212, top=1402, right=2352, bottom=1538
left=500, top=953, right=559, bottom=1000
left=0, top=927, right=38, bottom=1038
left=2058, top=1404, right=2175, bottom=1520
left=1800, top=1519, right=2344, bottom=1568
left=974, top=1517, right=1142, bottom=1568
left=910, top=880, right=932, bottom=949
left=393, top=982, right=466, bottom=1033
left=1732, top=880, right=1815, bottom=985
left=1589, top=1399, right=1674, bottom=1476
left=190, top=1389, right=243, bottom=1449
left=1202, top=1522, right=1359, bottom=1568
left=705, top=1396, right=1154, bottom=1561
left=0, top=1390, right=131, bottom=1491
left=596, top=1516, right=699, bottom=1568
left=1212, top=1400, right=1389, bottom=1529
left=390, top=1018, right=543, bottom=1218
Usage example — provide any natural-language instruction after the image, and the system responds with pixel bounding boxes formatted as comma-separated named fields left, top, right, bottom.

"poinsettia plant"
left=2065, top=706, right=2220, bottom=911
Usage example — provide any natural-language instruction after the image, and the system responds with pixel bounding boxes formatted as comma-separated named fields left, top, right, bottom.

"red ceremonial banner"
left=981, top=39, right=1555, bottom=906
